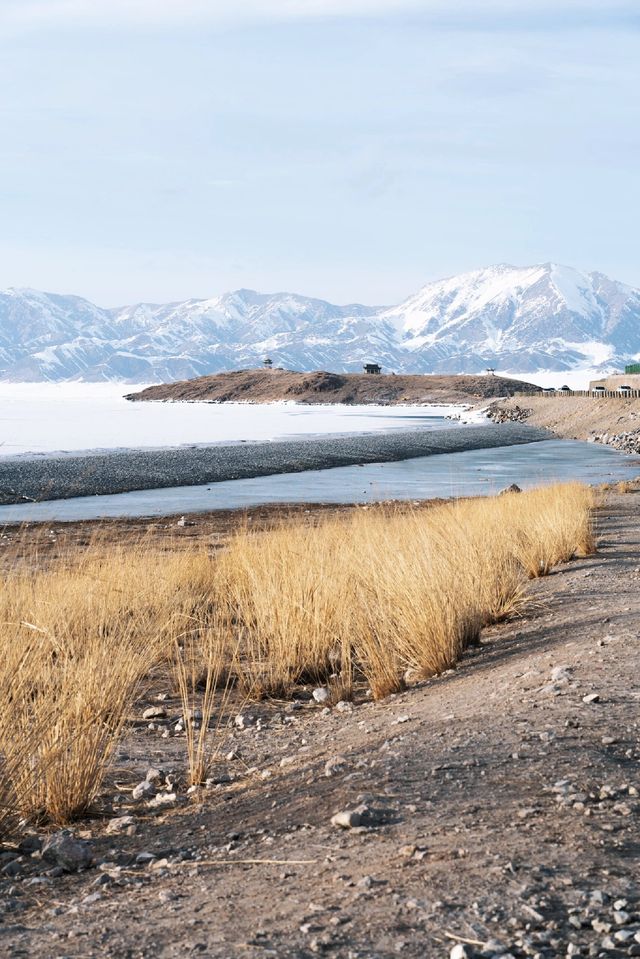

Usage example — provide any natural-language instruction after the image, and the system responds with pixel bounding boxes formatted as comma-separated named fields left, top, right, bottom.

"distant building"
left=363, top=363, right=382, bottom=375
left=625, top=363, right=640, bottom=375
left=590, top=372, right=640, bottom=390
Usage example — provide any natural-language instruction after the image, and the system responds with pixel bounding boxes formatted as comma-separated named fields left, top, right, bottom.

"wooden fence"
left=516, top=389, right=640, bottom=399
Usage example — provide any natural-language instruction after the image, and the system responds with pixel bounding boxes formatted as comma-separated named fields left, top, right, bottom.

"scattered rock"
left=142, top=706, right=167, bottom=720
left=550, top=665, right=573, bottom=683
left=325, top=756, right=349, bottom=777
left=132, top=780, right=156, bottom=801
left=312, top=687, right=330, bottom=704
left=330, top=802, right=383, bottom=829
left=582, top=693, right=600, bottom=704
left=42, top=831, right=93, bottom=873
left=331, top=809, right=363, bottom=829
left=450, top=944, right=473, bottom=959
left=105, top=816, right=137, bottom=836
left=145, top=767, right=165, bottom=783
left=147, top=792, right=178, bottom=809
left=499, top=483, right=523, bottom=494
left=234, top=714, right=256, bottom=730
left=334, top=700, right=353, bottom=713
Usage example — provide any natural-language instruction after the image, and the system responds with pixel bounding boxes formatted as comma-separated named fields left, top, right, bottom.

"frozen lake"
left=0, top=383, right=468, bottom=457
left=0, top=439, right=636, bottom=523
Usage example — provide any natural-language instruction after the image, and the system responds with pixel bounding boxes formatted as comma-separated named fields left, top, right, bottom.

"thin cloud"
left=2, top=0, right=638, bottom=30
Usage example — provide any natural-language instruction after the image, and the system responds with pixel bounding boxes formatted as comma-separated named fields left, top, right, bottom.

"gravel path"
left=0, top=423, right=550, bottom=505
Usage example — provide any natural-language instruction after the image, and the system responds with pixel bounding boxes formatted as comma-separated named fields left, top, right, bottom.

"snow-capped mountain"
left=0, top=263, right=638, bottom=382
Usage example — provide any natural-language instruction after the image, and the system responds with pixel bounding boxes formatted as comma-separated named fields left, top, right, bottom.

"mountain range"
left=0, top=263, right=638, bottom=382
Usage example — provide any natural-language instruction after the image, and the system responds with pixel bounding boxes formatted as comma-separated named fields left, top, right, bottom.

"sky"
left=0, top=0, right=638, bottom=307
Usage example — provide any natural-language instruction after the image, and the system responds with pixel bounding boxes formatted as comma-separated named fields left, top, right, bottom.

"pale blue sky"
left=0, top=1, right=638, bottom=306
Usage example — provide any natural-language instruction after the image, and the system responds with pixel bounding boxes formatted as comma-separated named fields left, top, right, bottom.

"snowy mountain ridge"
left=0, top=263, right=638, bottom=382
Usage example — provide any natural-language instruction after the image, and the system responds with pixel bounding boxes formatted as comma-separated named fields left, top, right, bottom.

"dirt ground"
left=1, top=492, right=639, bottom=958
left=0, top=499, right=446, bottom=570
left=493, top=396, right=640, bottom=442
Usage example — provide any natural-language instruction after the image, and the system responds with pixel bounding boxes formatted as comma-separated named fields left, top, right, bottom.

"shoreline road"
left=0, top=423, right=551, bottom=505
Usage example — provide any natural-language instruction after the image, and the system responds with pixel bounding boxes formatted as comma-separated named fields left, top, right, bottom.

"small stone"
left=324, top=756, right=349, bottom=777
left=182, top=708, right=202, bottom=724
left=93, top=873, right=113, bottom=886
left=81, top=891, right=102, bottom=906
left=132, top=780, right=156, bottom=801
left=398, top=844, right=416, bottom=858
left=42, top=831, right=93, bottom=873
left=482, top=941, right=509, bottom=956
left=142, top=706, right=167, bottom=720
left=135, top=852, right=156, bottom=865
left=335, top=700, right=353, bottom=713
left=147, top=792, right=177, bottom=809
left=614, top=929, right=634, bottom=943
left=234, top=714, right=255, bottom=730
left=582, top=693, right=600, bottom=704
left=18, top=835, right=42, bottom=855
left=613, top=910, right=630, bottom=925
left=312, top=687, right=330, bottom=704
left=145, top=767, right=165, bottom=783
left=331, top=809, right=362, bottom=829
left=551, top=665, right=573, bottom=682
left=450, top=945, right=472, bottom=959
left=105, top=816, right=137, bottom=836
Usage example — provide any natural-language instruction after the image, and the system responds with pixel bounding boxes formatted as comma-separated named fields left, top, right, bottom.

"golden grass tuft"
left=0, top=481, right=596, bottom=827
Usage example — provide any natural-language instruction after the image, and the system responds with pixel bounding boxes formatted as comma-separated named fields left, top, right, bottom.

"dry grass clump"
left=0, top=545, right=217, bottom=824
left=598, top=475, right=640, bottom=494
left=0, top=481, right=595, bottom=827
left=173, top=621, right=234, bottom=786
left=217, top=482, right=595, bottom=699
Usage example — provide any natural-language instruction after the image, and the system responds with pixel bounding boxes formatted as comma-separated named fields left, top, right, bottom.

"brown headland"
left=125, top=368, right=541, bottom=406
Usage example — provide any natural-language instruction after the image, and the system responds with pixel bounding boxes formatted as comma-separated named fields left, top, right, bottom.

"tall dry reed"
left=0, top=481, right=595, bottom=826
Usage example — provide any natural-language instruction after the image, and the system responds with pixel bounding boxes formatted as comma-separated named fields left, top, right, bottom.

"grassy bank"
left=0, top=483, right=595, bottom=830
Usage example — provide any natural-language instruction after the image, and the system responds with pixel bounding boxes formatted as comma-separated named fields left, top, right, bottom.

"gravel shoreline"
left=0, top=423, right=550, bottom=505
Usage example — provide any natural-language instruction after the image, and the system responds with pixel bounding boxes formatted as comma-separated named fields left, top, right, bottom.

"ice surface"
left=0, top=383, right=467, bottom=458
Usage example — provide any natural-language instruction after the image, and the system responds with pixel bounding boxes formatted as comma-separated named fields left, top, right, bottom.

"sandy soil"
left=2, top=491, right=639, bottom=958
left=126, top=370, right=540, bottom=406
left=493, top=396, right=640, bottom=441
